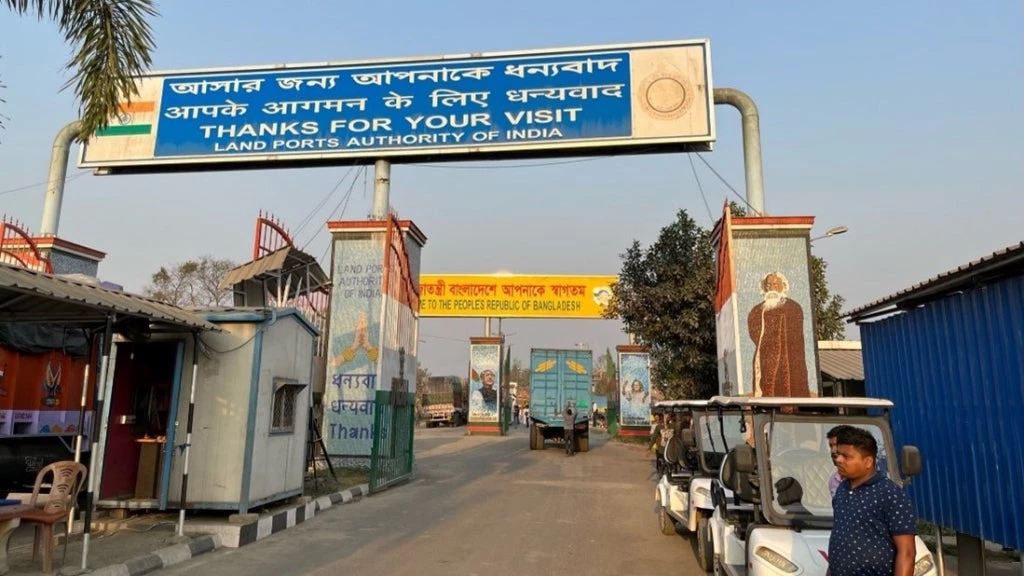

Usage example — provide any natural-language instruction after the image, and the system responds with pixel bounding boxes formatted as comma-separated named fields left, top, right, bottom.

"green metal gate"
left=369, top=388, right=415, bottom=493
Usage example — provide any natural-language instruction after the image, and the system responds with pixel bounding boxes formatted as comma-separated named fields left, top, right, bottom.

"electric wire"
left=0, top=171, right=87, bottom=197
left=689, top=155, right=714, bottom=223
left=292, top=165, right=358, bottom=245
left=695, top=153, right=755, bottom=212
left=315, top=166, right=365, bottom=262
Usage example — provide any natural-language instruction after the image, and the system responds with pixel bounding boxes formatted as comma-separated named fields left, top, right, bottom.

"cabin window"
left=271, top=378, right=305, bottom=434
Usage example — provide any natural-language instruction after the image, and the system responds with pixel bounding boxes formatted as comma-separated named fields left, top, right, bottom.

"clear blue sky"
left=1, top=1, right=1021, bottom=377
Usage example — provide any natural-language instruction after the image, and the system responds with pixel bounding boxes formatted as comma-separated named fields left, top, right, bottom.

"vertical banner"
left=376, top=217, right=427, bottom=398
left=712, top=207, right=742, bottom=396
left=468, top=337, right=503, bottom=429
left=617, top=346, right=652, bottom=430
left=712, top=204, right=820, bottom=397
left=323, top=224, right=385, bottom=464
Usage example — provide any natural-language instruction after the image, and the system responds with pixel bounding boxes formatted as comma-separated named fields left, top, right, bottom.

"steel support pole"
left=484, top=318, right=491, bottom=337
left=81, top=316, right=113, bottom=571
left=713, top=88, right=765, bottom=215
left=40, top=121, right=84, bottom=236
left=178, top=333, right=200, bottom=536
left=371, top=160, right=391, bottom=220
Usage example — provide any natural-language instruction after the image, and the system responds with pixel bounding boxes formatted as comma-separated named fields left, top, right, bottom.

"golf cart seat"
left=720, top=447, right=759, bottom=505
left=664, top=436, right=695, bottom=488
left=773, top=453, right=835, bottom=513
left=716, top=447, right=759, bottom=529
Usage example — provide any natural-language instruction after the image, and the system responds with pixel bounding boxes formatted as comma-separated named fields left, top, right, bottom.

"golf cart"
left=706, top=396, right=938, bottom=576
left=654, top=400, right=752, bottom=573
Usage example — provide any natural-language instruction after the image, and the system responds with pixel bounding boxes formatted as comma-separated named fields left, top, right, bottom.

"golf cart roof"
left=653, top=400, right=710, bottom=408
left=708, top=396, right=894, bottom=410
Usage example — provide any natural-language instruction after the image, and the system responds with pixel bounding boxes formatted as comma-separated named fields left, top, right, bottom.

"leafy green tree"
left=1, top=0, right=158, bottom=140
left=810, top=256, right=846, bottom=340
left=604, top=209, right=718, bottom=399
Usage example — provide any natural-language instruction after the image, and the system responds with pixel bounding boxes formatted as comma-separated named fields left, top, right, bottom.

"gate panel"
left=369, top=389, right=415, bottom=492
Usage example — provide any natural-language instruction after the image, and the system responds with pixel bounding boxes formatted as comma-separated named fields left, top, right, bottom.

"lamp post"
left=811, top=226, right=849, bottom=244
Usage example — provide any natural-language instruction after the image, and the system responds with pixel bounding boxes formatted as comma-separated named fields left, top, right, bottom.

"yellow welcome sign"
left=418, top=274, right=617, bottom=319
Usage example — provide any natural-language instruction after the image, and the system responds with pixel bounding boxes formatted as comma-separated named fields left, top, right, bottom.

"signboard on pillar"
left=77, top=39, right=714, bottom=174
left=323, top=218, right=427, bottom=465
left=468, top=337, right=503, bottom=435
left=712, top=206, right=820, bottom=397
left=617, top=345, right=652, bottom=435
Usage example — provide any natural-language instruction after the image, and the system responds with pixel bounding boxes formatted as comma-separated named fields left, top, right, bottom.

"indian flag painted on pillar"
left=95, top=101, right=156, bottom=137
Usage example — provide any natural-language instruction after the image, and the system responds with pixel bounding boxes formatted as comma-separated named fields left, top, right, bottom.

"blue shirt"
left=828, top=472, right=917, bottom=576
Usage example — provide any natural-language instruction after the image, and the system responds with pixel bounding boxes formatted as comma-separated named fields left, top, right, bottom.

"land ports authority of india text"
left=151, top=52, right=633, bottom=156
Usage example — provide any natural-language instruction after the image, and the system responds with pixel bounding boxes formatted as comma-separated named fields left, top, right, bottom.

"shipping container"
left=528, top=348, right=592, bottom=452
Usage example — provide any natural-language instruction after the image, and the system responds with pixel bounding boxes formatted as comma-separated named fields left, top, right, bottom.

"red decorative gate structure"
left=223, top=212, right=332, bottom=356
left=0, top=217, right=53, bottom=274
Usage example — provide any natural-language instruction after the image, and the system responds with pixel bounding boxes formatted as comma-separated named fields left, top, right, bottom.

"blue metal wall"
left=861, top=274, right=1024, bottom=550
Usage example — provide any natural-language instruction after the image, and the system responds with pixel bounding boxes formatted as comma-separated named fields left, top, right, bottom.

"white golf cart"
left=706, top=396, right=938, bottom=576
left=654, top=400, right=753, bottom=572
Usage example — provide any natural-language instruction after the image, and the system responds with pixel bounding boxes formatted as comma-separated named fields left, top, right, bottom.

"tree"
left=592, top=348, right=618, bottom=397
left=604, top=209, right=718, bottom=400
left=144, top=256, right=236, bottom=307
left=1, top=0, right=158, bottom=140
left=811, top=256, right=846, bottom=340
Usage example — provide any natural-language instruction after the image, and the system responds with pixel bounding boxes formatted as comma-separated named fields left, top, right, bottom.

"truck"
left=528, top=348, right=592, bottom=452
left=420, top=376, right=466, bottom=427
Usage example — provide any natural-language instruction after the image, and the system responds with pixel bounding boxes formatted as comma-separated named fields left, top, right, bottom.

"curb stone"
left=88, top=535, right=219, bottom=576
left=84, top=483, right=369, bottom=574
left=236, top=483, right=368, bottom=547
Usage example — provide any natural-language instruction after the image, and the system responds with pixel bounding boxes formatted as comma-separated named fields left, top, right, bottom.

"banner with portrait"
left=618, top=351, right=652, bottom=427
left=468, top=341, right=501, bottom=423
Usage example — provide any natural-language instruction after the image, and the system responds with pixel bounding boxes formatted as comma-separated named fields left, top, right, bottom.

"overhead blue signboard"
left=79, top=40, right=714, bottom=172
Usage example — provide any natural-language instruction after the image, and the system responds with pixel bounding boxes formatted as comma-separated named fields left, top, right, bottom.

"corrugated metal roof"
left=0, top=262, right=218, bottom=331
left=218, top=247, right=329, bottom=293
left=818, top=348, right=864, bottom=381
left=860, top=273, right=1024, bottom=550
left=847, top=241, right=1024, bottom=320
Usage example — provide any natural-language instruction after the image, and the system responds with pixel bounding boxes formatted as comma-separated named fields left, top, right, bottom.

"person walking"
left=563, top=403, right=576, bottom=456
left=828, top=427, right=917, bottom=576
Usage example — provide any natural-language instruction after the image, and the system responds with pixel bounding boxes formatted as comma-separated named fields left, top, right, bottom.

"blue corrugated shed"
left=849, top=243, right=1024, bottom=550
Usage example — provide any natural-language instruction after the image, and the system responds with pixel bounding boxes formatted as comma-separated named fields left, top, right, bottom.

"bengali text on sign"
left=418, top=274, right=617, bottom=319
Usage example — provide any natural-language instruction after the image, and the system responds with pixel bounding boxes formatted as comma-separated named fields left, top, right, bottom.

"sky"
left=1, top=1, right=1021, bottom=377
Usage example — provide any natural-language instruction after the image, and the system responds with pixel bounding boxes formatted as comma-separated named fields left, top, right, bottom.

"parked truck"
left=420, top=376, right=466, bottom=427
left=528, top=348, right=592, bottom=452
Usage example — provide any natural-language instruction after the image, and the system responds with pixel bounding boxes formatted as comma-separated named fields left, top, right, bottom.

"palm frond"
left=6, top=0, right=159, bottom=142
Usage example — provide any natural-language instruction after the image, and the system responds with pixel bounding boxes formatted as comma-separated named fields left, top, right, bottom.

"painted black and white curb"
left=89, top=483, right=368, bottom=574
left=91, top=535, right=218, bottom=576
left=234, top=483, right=368, bottom=547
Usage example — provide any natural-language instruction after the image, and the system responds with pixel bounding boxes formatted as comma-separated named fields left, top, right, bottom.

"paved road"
left=160, top=427, right=703, bottom=576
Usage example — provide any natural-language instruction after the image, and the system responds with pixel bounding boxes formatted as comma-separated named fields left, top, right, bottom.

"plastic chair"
left=21, top=461, right=87, bottom=574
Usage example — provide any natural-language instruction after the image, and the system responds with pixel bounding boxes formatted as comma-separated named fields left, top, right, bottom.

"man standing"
left=829, top=427, right=917, bottom=576
left=563, top=403, right=576, bottom=457
left=747, top=272, right=810, bottom=397
left=827, top=425, right=855, bottom=497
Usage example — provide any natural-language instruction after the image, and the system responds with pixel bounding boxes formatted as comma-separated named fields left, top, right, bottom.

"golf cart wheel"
left=577, top=435, right=589, bottom=453
left=656, top=493, right=676, bottom=535
left=696, top=516, right=713, bottom=572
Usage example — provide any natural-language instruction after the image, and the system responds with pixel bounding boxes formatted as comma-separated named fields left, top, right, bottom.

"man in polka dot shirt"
left=828, top=427, right=917, bottom=576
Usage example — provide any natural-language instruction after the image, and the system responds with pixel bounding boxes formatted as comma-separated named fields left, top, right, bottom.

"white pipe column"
left=39, top=121, right=84, bottom=236
left=371, top=160, right=391, bottom=220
